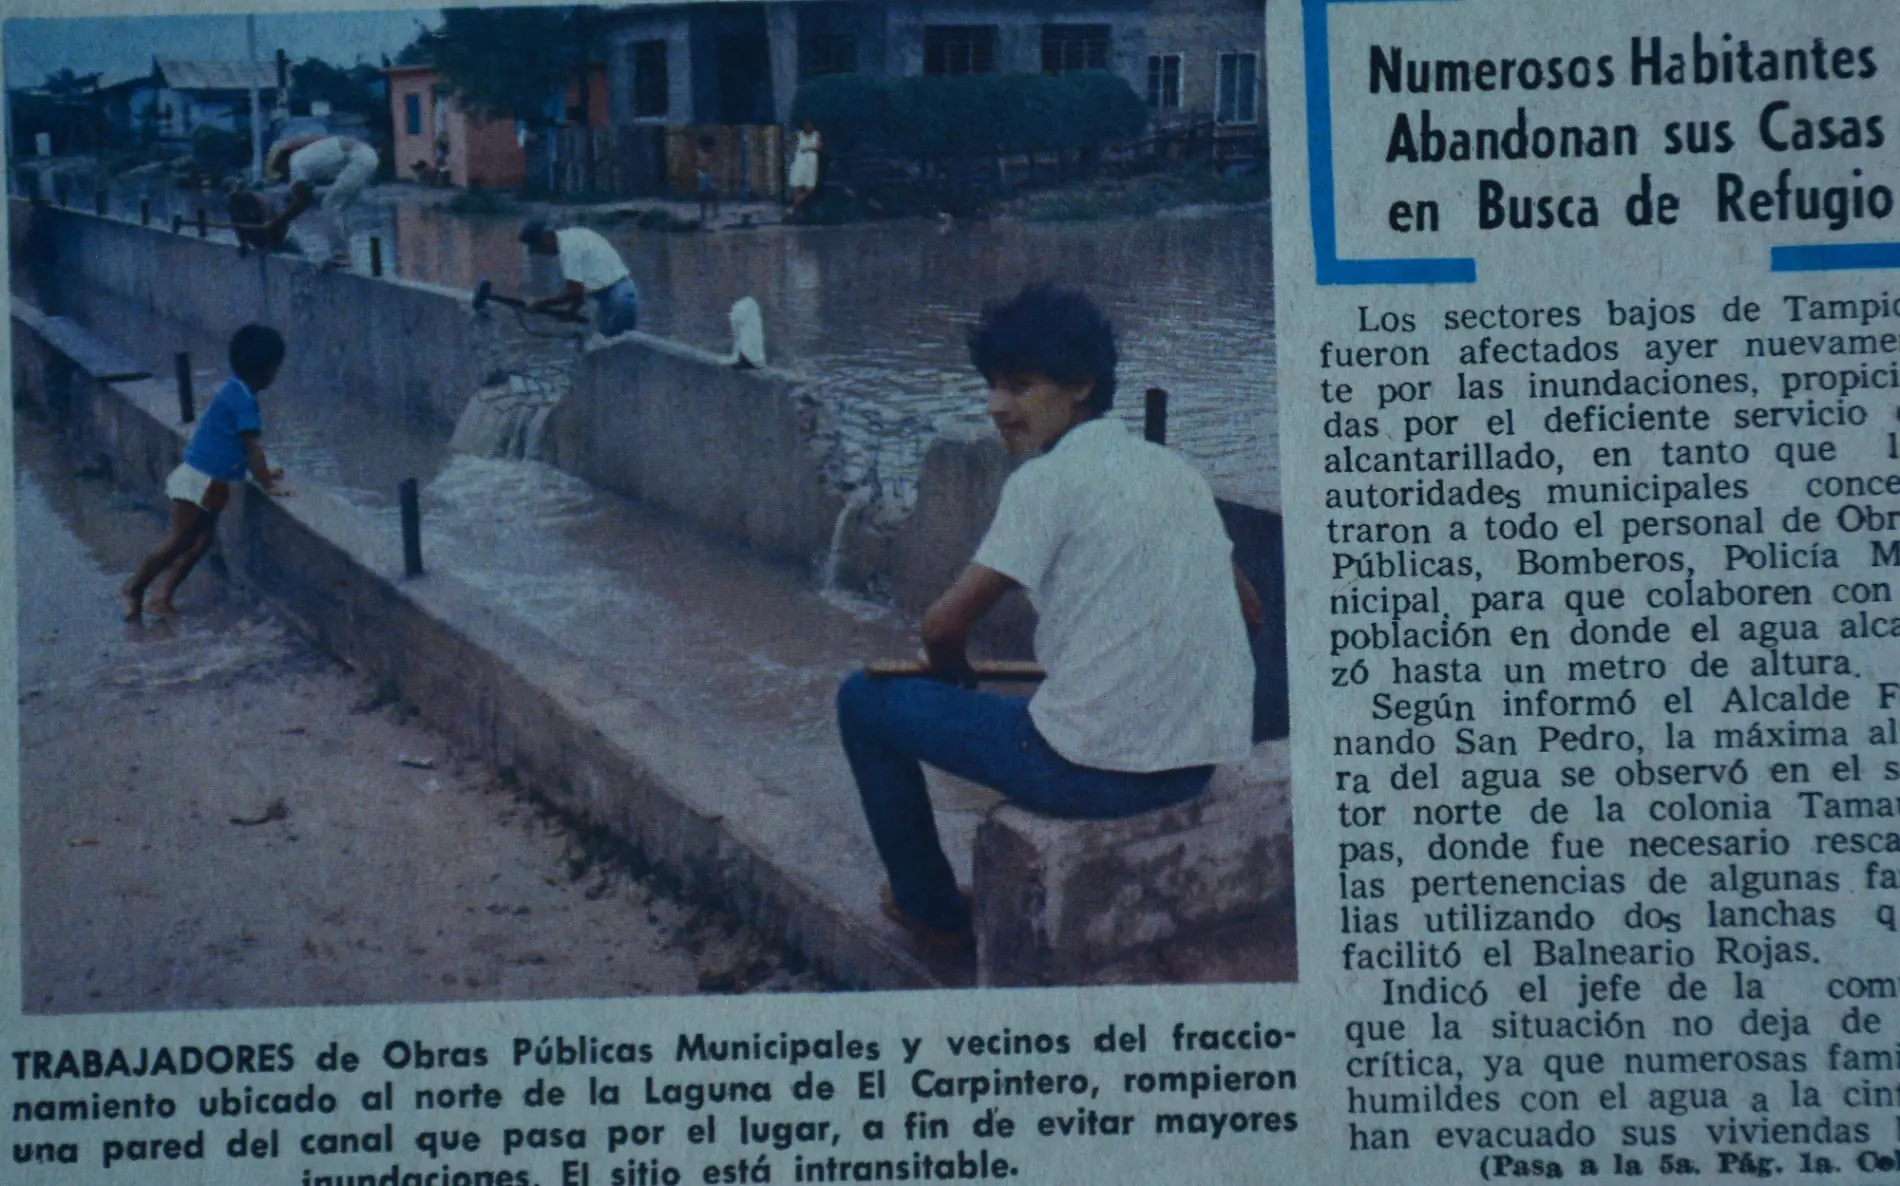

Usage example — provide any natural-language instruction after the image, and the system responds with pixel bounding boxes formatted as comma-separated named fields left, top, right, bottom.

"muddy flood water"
left=96, top=187, right=1280, bottom=505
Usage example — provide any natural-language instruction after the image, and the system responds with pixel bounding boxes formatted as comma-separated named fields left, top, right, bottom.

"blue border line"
left=1304, top=0, right=1475, bottom=285
left=1772, top=242, right=1900, bottom=272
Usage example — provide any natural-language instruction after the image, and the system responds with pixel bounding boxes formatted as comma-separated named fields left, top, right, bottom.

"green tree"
left=407, top=5, right=601, bottom=192
left=408, top=6, right=596, bottom=129
left=40, top=68, right=102, bottom=97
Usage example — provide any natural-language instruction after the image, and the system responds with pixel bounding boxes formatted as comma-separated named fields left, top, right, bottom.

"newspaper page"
left=1277, top=0, right=1900, bottom=1179
left=0, top=0, right=1893, bottom=1182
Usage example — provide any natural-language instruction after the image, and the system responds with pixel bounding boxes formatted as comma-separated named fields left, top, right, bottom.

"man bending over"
left=265, top=133, right=381, bottom=268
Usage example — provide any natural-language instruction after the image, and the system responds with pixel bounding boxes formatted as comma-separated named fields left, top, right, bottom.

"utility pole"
left=247, top=14, right=264, bottom=183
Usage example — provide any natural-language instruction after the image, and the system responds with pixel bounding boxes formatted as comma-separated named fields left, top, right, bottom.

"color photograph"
left=6, top=1, right=1290, bottom=1010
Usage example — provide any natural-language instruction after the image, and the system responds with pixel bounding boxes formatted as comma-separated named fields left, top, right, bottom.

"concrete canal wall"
left=14, top=297, right=1295, bottom=989
left=13, top=203, right=1295, bottom=988
left=13, top=201, right=493, bottom=425
left=18, top=200, right=1287, bottom=737
left=10, top=299, right=945, bottom=990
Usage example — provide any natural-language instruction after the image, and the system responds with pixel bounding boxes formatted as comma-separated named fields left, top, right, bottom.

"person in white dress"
left=788, top=120, right=822, bottom=220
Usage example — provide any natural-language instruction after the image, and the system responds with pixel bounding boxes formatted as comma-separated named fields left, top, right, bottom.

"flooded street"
left=14, top=413, right=832, bottom=1012
left=389, top=202, right=1281, bottom=505
left=95, top=185, right=1279, bottom=505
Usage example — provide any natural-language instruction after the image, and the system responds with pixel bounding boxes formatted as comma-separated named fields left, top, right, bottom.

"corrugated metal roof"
left=155, top=59, right=278, bottom=92
left=94, top=70, right=154, bottom=93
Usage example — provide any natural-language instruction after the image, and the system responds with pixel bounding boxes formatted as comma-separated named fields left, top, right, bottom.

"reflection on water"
left=373, top=204, right=1280, bottom=504
left=47, top=188, right=1279, bottom=504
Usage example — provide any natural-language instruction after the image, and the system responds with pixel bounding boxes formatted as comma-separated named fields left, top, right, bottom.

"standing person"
left=834, top=284, right=1262, bottom=947
left=121, top=325, right=290, bottom=621
left=518, top=220, right=640, bottom=337
left=264, top=133, right=381, bottom=267
left=695, top=135, right=720, bottom=227
left=788, top=119, right=822, bottom=220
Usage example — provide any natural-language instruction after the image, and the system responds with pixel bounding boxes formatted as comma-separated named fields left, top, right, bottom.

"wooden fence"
left=530, top=126, right=668, bottom=199
left=664, top=125, right=783, bottom=203
left=527, top=124, right=783, bottom=202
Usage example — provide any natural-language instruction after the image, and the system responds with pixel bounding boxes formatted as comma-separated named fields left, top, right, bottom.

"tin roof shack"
left=136, top=59, right=283, bottom=145
left=597, top=1, right=1147, bottom=129
left=1144, top=0, right=1263, bottom=130
left=386, top=65, right=530, bottom=190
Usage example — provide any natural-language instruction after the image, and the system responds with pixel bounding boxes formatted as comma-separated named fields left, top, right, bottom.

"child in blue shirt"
left=121, top=324, right=290, bottom=620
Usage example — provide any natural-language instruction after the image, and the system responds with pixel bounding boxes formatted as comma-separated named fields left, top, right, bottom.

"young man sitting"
left=836, top=283, right=1262, bottom=948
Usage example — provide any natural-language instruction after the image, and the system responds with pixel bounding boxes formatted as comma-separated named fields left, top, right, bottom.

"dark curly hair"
left=228, top=323, right=286, bottom=377
left=967, top=282, right=1117, bottom=414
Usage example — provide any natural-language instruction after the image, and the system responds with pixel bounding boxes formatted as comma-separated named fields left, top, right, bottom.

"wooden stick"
left=863, top=659, right=1046, bottom=682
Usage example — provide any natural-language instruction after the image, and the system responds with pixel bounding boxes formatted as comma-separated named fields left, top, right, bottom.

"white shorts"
left=165, top=463, right=231, bottom=512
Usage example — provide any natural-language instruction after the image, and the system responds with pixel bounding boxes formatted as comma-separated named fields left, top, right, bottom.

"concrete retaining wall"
left=556, top=338, right=1288, bottom=729
left=18, top=198, right=1287, bottom=735
left=11, top=302, right=943, bottom=992
left=13, top=200, right=502, bottom=425
left=975, top=741, right=1293, bottom=987
left=549, top=333, right=848, bottom=568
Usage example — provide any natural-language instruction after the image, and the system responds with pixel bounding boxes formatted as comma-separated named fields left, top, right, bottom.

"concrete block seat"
left=972, top=739, right=1293, bottom=987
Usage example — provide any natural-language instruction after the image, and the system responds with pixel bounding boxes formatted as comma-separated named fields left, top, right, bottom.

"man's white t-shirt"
left=972, top=417, right=1254, bottom=772
left=554, top=227, right=631, bottom=293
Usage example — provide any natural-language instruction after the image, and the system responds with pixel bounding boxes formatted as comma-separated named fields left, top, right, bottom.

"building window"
left=631, top=39, right=668, bottom=118
left=1146, top=53, right=1182, bottom=110
left=803, top=33, right=857, bottom=80
left=924, top=26, right=997, bottom=76
left=1217, top=52, right=1258, bottom=124
left=1042, top=25, right=1110, bottom=75
left=404, top=92, right=422, bottom=136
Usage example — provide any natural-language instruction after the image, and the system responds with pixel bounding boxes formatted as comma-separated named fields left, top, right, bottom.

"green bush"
left=789, top=73, right=893, bottom=155
left=190, top=126, right=248, bottom=174
left=446, top=188, right=517, bottom=215
left=1059, top=71, right=1148, bottom=152
left=790, top=71, right=1146, bottom=162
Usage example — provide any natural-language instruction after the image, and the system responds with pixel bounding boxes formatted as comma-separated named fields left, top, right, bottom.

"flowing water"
left=56, top=186, right=1279, bottom=505
left=376, top=199, right=1281, bottom=506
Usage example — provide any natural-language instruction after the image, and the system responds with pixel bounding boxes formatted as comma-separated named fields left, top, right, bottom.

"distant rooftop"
left=154, top=58, right=278, bottom=92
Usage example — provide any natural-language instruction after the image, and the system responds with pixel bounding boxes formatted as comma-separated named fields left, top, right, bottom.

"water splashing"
left=821, top=486, right=874, bottom=593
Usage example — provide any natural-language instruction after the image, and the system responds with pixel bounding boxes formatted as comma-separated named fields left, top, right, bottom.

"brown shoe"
left=880, top=883, right=973, bottom=950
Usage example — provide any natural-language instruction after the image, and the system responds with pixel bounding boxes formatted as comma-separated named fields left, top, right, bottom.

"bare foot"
left=119, top=585, right=142, bottom=622
left=147, top=596, right=180, bottom=619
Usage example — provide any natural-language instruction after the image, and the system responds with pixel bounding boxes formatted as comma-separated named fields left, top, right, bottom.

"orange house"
left=386, top=64, right=610, bottom=190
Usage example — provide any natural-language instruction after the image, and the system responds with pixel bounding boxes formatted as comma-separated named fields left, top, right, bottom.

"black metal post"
left=196, top=208, right=208, bottom=239
left=140, top=199, right=151, bottom=227
left=171, top=214, right=183, bottom=234
left=369, top=236, right=383, bottom=277
left=175, top=353, right=195, bottom=423
left=399, top=478, right=423, bottom=577
left=1144, top=387, right=1169, bottom=446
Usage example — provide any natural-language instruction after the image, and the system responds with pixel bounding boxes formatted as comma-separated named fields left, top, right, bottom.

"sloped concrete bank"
left=15, top=300, right=1296, bottom=988
left=14, top=201, right=1294, bottom=985
left=11, top=300, right=947, bottom=991
left=18, top=201, right=1287, bottom=733
left=552, top=316, right=1288, bottom=732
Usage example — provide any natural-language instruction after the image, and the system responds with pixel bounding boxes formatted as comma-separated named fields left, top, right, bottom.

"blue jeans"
left=593, top=278, right=639, bottom=337
left=836, top=672, right=1213, bottom=932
